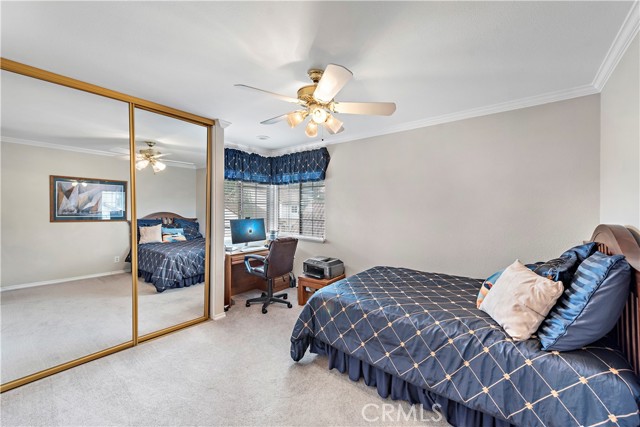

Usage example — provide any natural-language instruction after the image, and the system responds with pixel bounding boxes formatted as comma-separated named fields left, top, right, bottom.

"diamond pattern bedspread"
left=137, top=238, right=205, bottom=292
left=290, top=266, right=640, bottom=427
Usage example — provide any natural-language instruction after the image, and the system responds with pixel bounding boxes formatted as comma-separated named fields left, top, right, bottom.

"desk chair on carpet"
left=244, top=237, right=298, bottom=314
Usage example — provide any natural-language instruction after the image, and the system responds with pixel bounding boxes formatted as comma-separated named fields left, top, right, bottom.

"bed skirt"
left=296, top=337, right=515, bottom=427
left=138, top=270, right=204, bottom=292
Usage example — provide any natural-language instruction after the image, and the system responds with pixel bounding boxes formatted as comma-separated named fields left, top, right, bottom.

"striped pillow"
left=538, top=252, right=631, bottom=351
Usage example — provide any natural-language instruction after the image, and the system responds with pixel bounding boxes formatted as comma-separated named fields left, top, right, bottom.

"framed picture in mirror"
left=50, top=175, right=127, bottom=222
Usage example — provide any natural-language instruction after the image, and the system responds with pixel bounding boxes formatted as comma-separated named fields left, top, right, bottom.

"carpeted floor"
left=1, top=273, right=205, bottom=383
left=0, top=288, right=450, bottom=426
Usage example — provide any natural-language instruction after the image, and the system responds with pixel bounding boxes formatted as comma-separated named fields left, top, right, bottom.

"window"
left=278, top=182, right=325, bottom=239
left=223, top=181, right=270, bottom=239
left=224, top=180, right=325, bottom=240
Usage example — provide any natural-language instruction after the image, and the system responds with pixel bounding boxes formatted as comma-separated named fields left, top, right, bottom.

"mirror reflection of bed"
left=135, top=212, right=206, bottom=335
left=134, top=108, right=208, bottom=337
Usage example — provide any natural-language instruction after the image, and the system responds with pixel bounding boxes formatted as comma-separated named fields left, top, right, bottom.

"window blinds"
left=223, top=181, right=271, bottom=239
left=277, top=182, right=325, bottom=239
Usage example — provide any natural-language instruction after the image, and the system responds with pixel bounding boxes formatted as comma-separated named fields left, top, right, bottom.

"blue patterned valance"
left=271, top=148, right=330, bottom=185
left=224, top=148, right=272, bottom=184
left=224, top=147, right=330, bottom=185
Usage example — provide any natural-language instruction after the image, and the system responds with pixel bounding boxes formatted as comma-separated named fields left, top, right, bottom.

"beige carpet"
left=1, top=274, right=205, bottom=383
left=0, top=288, right=450, bottom=427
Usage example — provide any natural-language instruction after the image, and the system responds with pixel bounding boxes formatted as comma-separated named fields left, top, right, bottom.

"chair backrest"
left=265, top=237, right=298, bottom=278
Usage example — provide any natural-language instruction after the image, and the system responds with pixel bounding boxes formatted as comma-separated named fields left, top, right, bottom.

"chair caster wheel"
left=262, top=308, right=268, bottom=314
left=287, top=303, right=292, bottom=308
left=283, top=294, right=288, bottom=300
left=245, top=302, right=250, bottom=307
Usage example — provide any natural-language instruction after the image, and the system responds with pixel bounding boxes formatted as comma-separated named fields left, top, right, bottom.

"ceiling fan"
left=135, top=141, right=170, bottom=173
left=235, top=64, right=396, bottom=138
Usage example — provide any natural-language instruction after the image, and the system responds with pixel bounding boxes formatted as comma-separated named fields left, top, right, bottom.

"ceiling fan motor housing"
left=297, top=84, right=317, bottom=104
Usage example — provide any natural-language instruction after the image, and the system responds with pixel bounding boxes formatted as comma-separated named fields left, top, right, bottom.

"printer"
left=303, top=256, right=345, bottom=280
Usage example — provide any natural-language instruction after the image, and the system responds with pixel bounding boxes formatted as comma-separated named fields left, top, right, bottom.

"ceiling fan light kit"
left=325, top=114, right=343, bottom=134
left=151, top=161, right=167, bottom=173
left=305, top=121, right=318, bottom=138
left=236, top=64, right=396, bottom=138
left=135, top=141, right=168, bottom=173
left=286, top=110, right=307, bottom=128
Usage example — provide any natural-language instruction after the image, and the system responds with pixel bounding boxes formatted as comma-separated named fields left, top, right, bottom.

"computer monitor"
left=230, top=218, right=267, bottom=245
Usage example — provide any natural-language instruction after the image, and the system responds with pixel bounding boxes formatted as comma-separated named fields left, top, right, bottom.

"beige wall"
left=135, top=164, right=196, bottom=219
left=1, top=142, right=197, bottom=287
left=196, top=168, right=207, bottom=234
left=295, top=95, right=601, bottom=279
left=600, top=34, right=640, bottom=229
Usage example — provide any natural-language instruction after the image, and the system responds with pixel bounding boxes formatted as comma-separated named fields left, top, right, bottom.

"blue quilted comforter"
left=137, top=238, right=205, bottom=292
left=290, top=266, right=640, bottom=427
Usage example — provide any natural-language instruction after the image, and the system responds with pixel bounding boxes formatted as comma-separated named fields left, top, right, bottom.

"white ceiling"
left=1, top=70, right=208, bottom=167
left=0, top=1, right=636, bottom=152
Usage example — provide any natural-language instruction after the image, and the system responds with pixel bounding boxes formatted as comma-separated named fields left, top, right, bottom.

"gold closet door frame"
left=0, top=58, right=214, bottom=392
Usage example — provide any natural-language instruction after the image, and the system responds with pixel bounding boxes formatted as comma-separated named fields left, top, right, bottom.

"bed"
left=291, top=225, right=640, bottom=427
left=135, top=212, right=206, bottom=293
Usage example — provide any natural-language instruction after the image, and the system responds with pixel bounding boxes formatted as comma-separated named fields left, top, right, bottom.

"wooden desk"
left=297, top=274, right=346, bottom=305
left=224, top=249, right=289, bottom=309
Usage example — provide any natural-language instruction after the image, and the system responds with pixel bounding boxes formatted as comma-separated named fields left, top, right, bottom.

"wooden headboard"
left=590, top=224, right=640, bottom=374
left=140, top=212, right=197, bottom=222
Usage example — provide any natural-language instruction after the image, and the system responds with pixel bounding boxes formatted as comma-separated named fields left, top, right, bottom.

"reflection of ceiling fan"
left=135, top=141, right=170, bottom=173
left=235, top=64, right=396, bottom=138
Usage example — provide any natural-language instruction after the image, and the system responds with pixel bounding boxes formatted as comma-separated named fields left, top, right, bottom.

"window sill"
left=279, top=234, right=325, bottom=243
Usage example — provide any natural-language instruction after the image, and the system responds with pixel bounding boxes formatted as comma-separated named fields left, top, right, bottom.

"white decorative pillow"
left=480, top=260, right=563, bottom=341
left=139, top=224, right=162, bottom=244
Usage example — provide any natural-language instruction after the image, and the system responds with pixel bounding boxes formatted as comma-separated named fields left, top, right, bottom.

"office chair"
left=244, top=237, right=298, bottom=314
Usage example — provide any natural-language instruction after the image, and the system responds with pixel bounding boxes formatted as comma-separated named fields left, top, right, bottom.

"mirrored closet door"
left=0, top=70, right=133, bottom=384
left=133, top=108, right=209, bottom=338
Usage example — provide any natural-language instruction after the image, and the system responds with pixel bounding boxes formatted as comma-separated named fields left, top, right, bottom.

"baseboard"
left=211, top=312, right=226, bottom=321
left=1, top=270, right=130, bottom=292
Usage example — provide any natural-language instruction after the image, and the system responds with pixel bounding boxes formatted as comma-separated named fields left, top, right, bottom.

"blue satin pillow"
left=174, top=218, right=203, bottom=240
left=533, top=242, right=597, bottom=287
left=562, top=242, right=597, bottom=263
left=538, top=251, right=631, bottom=351
left=533, top=252, right=578, bottom=286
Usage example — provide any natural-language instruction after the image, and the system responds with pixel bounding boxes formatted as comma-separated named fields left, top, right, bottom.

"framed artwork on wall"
left=50, top=175, right=127, bottom=222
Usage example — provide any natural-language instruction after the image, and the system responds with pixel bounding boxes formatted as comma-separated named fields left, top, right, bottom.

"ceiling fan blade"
left=333, top=101, right=396, bottom=116
left=234, top=84, right=303, bottom=104
left=260, top=113, right=290, bottom=125
left=323, top=123, right=344, bottom=135
left=153, top=153, right=172, bottom=158
left=313, top=64, right=353, bottom=103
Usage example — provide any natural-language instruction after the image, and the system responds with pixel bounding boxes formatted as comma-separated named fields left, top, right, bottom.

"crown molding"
left=269, top=142, right=328, bottom=157
left=2, top=136, right=119, bottom=157
left=592, top=1, right=640, bottom=91
left=227, top=84, right=598, bottom=155
left=1, top=136, right=197, bottom=169
left=278, top=84, right=599, bottom=151
left=223, top=140, right=274, bottom=157
left=225, top=139, right=328, bottom=157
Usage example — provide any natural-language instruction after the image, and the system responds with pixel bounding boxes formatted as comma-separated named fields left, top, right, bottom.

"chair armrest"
left=244, top=254, right=266, bottom=273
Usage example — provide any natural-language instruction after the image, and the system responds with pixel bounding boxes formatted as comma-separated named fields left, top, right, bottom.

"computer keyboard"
left=239, top=246, right=267, bottom=252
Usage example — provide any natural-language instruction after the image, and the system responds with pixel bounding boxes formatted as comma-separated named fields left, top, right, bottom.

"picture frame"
left=50, top=175, right=127, bottom=222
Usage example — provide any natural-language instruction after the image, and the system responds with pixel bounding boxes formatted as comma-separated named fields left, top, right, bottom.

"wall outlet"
left=114, top=256, right=120, bottom=263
